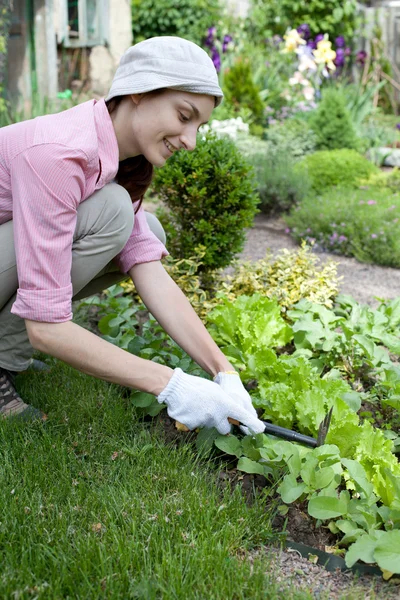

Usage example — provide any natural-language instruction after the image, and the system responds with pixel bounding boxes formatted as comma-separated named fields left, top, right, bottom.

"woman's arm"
left=26, top=319, right=173, bottom=395
left=129, top=260, right=235, bottom=377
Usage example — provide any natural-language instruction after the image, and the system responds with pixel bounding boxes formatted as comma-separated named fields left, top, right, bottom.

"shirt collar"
left=93, top=98, right=120, bottom=185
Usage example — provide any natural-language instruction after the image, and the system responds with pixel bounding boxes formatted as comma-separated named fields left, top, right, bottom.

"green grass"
left=0, top=360, right=316, bottom=599
left=285, top=186, right=400, bottom=267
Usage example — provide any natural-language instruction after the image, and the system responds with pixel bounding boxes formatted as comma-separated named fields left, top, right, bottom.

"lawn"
left=0, top=360, right=315, bottom=600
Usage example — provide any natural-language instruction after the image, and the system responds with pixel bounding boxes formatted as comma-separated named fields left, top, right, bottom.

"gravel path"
left=240, top=215, right=400, bottom=307
left=241, top=215, right=400, bottom=596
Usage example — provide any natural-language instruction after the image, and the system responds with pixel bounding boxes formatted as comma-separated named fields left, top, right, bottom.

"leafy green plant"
left=222, top=57, right=265, bottom=135
left=245, top=0, right=358, bottom=45
left=153, top=132, right=259, bottom=274
left=207, top=294, right=293, bottom=375
left=294, top=149, right=379, bottom=194
left=360, top=167, right=400, bottom=192
left=310, top=88, right=358, bottom=151
left=248, top=150, right=312, bottom=214
left=131, top=0, right=222, bottom=46
left=0, top=4, right=11, bottom=119
left=120, top=246, right=215, bottom=321
left=285, top=186, right=400, bottom=267
left=215, top=242, right=340, bottom=311
left=77, top=285, right=206, bottom=416
left=264, top=118, right=318, bottom=160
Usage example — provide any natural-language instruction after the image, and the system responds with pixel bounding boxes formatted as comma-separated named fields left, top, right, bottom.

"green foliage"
left=131, top=0, right=222, bottom=46
left=0, top=4, right=11, bottom=117
left=287, top=296, right=399, bottom=379
left=294, top=149, right=379, bottom=194
left=208, top=289, right=400, bottom=572
left=235, top=120, right=316, bottom=214
left=207, top=294, right=293, bottom=373
left=216, top=242, right=340, bottom=311
left=222, top=58, right=265, bottom=133
left=77, top=285, right=207, bottom=417
left=360, top=167, right=400, bottom=192
left=153, top=132, right=259, bottom=273
left=310, top=88, right=358, bottom=151
left=121, top=246, right=216, bottom=321
left=264, top=118, right=318, bottom=160
left=285, top=186, right=400, bottom=268
left=248, top=150, right=312, bottom=214
left=245, top=0, right=358, bottom=46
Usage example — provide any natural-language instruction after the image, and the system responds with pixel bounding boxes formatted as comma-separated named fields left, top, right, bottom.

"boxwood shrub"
left=153, top=132, right=259, bottom=273
left=295, top=149, right=379, bottom=194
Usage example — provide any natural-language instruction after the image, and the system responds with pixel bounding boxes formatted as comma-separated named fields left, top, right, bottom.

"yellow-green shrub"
left=359, top=167, right=400, bottom=192
left=216, top=242, right=340, bottom=311
left=120, top=246, right=215, bottom=321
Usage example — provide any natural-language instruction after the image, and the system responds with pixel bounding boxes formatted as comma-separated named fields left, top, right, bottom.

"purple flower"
left=315, top=34, right=325, bottom=43
left=211, top=48, right=221, bottom=72
left=338, top=235, right=348, bottom=243
left=367, top=199, right=377, bottom=205
left=335, top=36, right=345, bottom=48
left=356, top=50, right=368, bottom=65
left=285, top=228, right=291, bottom=234
left=334, top=48, right=346, bottom=68
left=371, top=234, right=377, bottom=239
left=344, top=47, right=352, bottom=57
left=307, top=39, right=317, bottom=49
left=222, top=34, right=233, bottom=53
left=396, top=123, right=400, bottom=130
left=297, top=23, right=311, bottom=40
left=205, top=27, right=216, bottom=48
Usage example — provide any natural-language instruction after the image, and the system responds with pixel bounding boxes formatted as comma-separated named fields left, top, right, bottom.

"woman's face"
left=117, top=90, right=215, bottom=166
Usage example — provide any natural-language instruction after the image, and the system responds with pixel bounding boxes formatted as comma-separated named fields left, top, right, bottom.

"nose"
left=180, top=128, right=197, bottom=152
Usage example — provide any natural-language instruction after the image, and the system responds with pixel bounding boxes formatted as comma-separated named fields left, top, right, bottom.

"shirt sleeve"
left=9, top=144, right=87, bottom=322
left=114, top=203, right=169, bottom=273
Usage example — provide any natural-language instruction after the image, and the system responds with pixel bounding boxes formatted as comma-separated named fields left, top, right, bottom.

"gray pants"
left=0, top=183, right=166, bottom=371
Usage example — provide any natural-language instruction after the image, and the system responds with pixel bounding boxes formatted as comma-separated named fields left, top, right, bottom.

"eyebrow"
left=183, top=100, right=209, bottom=126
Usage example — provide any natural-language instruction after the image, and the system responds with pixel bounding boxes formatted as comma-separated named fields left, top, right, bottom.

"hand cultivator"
left=229, top=406, right=333, bottom=448
left=177, top=406, right=333, bottom=448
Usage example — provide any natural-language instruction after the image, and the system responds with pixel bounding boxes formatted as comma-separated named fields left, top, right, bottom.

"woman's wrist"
left=210, top=359, right=237, bottom=378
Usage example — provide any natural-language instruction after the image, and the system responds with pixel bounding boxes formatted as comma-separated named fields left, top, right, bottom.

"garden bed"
left=154, top=411, right=400, bottom=599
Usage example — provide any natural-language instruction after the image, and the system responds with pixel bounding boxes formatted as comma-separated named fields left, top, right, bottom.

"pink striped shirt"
left=0, top=99, right=168, bottom=323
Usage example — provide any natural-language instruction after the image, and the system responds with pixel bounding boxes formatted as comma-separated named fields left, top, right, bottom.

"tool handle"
left=175, top=419, right=317, bottom=447
left=262, top=422, right=317, bottom=447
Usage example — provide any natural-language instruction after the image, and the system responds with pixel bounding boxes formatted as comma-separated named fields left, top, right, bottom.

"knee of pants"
left=76, top=182, right=134, bottom=253
left=145, top=212, right=167, bottom=246
left=103, top=183, right=135, bottom=253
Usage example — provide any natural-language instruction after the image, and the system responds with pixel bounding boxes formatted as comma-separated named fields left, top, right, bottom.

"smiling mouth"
left=163, top=138, right=178, bottom=153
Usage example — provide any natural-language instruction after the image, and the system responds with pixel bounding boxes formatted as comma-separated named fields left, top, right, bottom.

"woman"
left=0, top=36, right=264, bottom=436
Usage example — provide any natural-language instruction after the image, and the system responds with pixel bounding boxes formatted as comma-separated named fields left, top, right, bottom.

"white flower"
left=303, top=86, right=315, bottom=101
left=200, top=117, right=249, bottom=140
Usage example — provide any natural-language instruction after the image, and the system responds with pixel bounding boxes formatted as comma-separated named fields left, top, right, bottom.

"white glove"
left=157, top=368, right=265, bottom=435
left=214, top=371, right=260, bottom=435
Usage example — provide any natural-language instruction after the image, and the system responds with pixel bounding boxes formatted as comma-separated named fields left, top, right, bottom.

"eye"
left=179, top=112, right=190, bottom=122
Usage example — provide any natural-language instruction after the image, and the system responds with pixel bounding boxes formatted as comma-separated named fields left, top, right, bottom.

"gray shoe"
left=0, top=368, right=47, bottom=421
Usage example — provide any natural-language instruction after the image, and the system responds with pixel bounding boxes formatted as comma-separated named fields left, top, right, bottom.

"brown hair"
left=106, top=96, right=153, bottom=214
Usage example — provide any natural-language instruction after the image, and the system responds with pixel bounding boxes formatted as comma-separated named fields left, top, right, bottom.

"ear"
left=130, top=93, right=143, bottom=106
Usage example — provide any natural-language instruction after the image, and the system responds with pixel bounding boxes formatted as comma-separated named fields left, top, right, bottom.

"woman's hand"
left=214, top=372, right=260, bottom=435
left=157, top=368, right=265, bottom=435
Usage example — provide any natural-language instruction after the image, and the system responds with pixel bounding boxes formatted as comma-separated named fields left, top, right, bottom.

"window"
left=59, top=0, right=109, bottom=47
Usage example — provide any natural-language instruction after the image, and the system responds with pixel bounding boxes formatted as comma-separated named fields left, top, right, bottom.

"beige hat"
left=105, top=36, right=223, bottom=106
